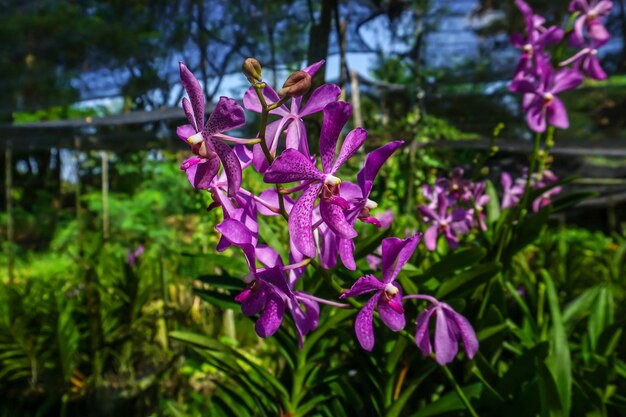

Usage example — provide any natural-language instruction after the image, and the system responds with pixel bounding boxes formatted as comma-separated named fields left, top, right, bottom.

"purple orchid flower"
left=510, top=0, right=564, bottom=79
left=531, top=170, right=562, bottom=212
left=511, top=55, right=584, bottom=132
left=340, top=235, right=420, bottom=351
left=419, top=196, right=468, bottom=251
left=560, top=44, right=607, bottom=80
left=177, top=62, right=255, bottom=196
left=501, top=172, right=525, bottom=209
left=263, top=101, right=366, bottom=258
left=216, top=218, right=317, bottom=345
left=436, top=167, right=472, bottom=202
left=316, top=141, right=404, bottom=270
left=406, top=294, right=478, bottom=365
left=465, top=181, right=490, bottom=231
left=126, top=245, right=144, bottom=267
left=243, top=60, right=341, bottom=173
left=569, top=0, right=613, bottom=47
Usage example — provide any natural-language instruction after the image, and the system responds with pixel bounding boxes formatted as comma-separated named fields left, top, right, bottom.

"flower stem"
left=442, top=364, right=480, bottom=417
left=519, top=132, right=542, bottom=219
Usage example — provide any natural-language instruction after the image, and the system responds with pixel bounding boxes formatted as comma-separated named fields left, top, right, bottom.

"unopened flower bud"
left=278, top=70, right=311, bottom=97
left=242, top=58, right=262, bottom=83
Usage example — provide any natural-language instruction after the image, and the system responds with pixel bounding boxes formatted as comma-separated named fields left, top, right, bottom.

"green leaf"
left=542, top=270, right=572, bottom=417
left=418, top=246, right=487, bottom=280
left=436, top=262, right=501, bottom=299
left=485, top=179, right=501, bottom=225
left=169, top=331, right=222, bottom=350
left=410, top=383, right=483, bottom=417
left=193, top=288, right=240, bottom=310
left=196, top=274, right=245, bottom=291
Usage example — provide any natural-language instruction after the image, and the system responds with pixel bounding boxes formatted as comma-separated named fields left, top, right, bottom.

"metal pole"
left=5, top=143, right=14, bottom=283
left=100, top=151, right=109, bottom=241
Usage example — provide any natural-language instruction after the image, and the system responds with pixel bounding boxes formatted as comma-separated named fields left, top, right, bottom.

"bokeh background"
left=1, top=1, right=625, bottom=416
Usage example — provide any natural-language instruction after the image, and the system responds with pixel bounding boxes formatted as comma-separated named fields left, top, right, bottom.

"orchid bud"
left=278, top=70, right=311, bottom=98
left=242, top=58, right=262, bottom=83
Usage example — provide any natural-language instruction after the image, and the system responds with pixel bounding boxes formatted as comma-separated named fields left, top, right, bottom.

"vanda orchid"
left=175, top=1, right=610, bottom=390
left=175, top=58, right=480, bottom=369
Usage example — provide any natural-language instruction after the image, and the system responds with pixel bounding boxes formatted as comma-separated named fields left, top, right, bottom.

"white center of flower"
left=523, top=43, right=533, bottom=53
left=243, top=273, right=255, bottom=284
left=384, top=283, right=399, bottom=296
left=543, top=92, right=554, bottom=103
left=324, top=174, right=341, bottom=186
left=365, top=199, right=378, bottom=210
left=187, top=132, right=204, bottom=145
left=591, top=48, right=598, bottom=55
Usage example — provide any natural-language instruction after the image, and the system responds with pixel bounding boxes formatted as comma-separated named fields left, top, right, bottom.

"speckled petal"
left=263, top=149, right=325, bottom=184
left=179, top=62, right=205, bottom=129
left=182, top=98, right=197, bottom=131
left=288, top=183, right=322, bottom=258
left=331, top=127, right=367, bottom=174
left=354, top=295, right=379, bottom=351
left=183, top=156, right=220, bottom=190
left=204, top=96, right=245, bottom=136
left=211, top=139, right=242, bottom=196
left=319, top=199, right=357, bottom=240
left=320, top=102, right=352, bottom=173
left=340, top=275, right=384, bottom=299
left=255, top=291, right=285, bottom=338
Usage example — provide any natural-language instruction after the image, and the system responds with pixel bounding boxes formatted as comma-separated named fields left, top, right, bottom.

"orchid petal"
left=264, top=149, right=325, bottom=184
left=300, top=84, right=342, bottom=117
left=179, top=62, right=205, bottom=129
left=211, top=139, right=242, bottom=196
left=424, top=224, right=439, bottom=251
left=340, top=275, right=384, bottom=299
left=357, top=141, right=404, bottom=197
left=378, top=285, right=406, bottom=331
left=435, top=307, right=458, bottom=365
left=320, top=102, right=352, bottom=173
left=205, top=96, right=245, bottom=136
left=255, top=291, right=285, bottom=338
left=319, top=199, right=357, bottom=240
left=354, top=295, right=378, bottom=351
left=288, top=183, right=322, bottom=258
left=331, top=127, right=367, bottom=174
left=415, top=306, right=436, bottom=357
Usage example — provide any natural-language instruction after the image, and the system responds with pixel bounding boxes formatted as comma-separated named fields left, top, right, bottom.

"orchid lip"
left=543, top=92, right=554, bottom=104
left=324, top=174, right=341, bottom=186
left=384, top=283, right=398, bottom=296
left=187, top=132, right=204, bottom=145
left=365, top=199, right=378, bottom=210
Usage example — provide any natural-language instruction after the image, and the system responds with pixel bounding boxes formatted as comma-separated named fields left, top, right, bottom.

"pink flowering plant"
left=170, top=2, right=617, bottom=415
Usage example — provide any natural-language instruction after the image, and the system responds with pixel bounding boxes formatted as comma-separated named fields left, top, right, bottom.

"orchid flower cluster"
left=418, top=166, right=562, bottom=250
left=174, top=60, right=478, bottom=365
left=509, top=0, right=612, bottom=132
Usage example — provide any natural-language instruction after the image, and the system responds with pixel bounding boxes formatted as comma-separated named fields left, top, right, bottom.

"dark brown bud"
left=278, top=70, right=311, bottom=98
left=242, top=58, right=262, bottom=83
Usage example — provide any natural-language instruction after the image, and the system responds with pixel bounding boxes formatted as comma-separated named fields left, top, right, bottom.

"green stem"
left=442, top=365, right=480, bottom=417
left=519, top=132, right=542, bottom=219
